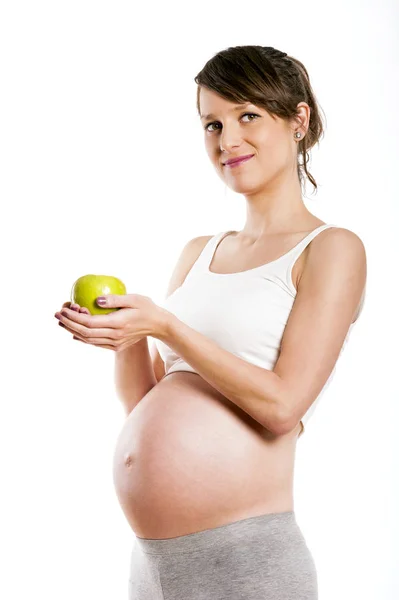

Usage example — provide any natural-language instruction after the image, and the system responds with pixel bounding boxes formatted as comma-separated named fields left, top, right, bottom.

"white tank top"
left=155, top=224, right=365, bottom=435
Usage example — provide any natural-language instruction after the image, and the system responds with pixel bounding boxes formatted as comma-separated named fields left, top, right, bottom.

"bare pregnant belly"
left=112, top=372, right=296, bottom=539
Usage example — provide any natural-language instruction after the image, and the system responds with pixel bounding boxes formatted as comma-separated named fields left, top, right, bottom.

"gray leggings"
left=128, top=510, right=318, bottom=599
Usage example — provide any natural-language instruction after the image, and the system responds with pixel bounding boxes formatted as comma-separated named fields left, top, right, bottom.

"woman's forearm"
left=114, top=337, right=157, bottom=417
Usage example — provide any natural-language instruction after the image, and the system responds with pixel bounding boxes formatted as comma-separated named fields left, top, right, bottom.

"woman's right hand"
left=57, top=301, right=136, bottom=351
left=61, top=301, right=91, bottom=316
left=57, top=301, right=92, bottom=343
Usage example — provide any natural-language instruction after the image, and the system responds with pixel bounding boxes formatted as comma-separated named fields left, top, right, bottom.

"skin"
left=199, top=87, right=316, bottom=245
left=59, top=302, right=90, bottom=338
left=54, top=88, right=340, bottom=542
left=59, top=92, right=314, bottom=320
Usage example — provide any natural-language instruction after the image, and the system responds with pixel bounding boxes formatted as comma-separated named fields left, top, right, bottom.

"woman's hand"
left=54, top=294, right=169, bottom=352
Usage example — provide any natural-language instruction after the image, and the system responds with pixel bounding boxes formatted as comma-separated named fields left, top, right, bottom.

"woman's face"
left=199, top=87, right=306, bottom=194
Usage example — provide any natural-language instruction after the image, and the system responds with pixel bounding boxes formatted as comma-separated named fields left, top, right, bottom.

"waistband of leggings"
left=134, top=510, right=297, bottom=555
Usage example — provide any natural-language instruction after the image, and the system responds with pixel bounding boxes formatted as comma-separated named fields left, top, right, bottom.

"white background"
left=1, top=1, right=398, bottom=598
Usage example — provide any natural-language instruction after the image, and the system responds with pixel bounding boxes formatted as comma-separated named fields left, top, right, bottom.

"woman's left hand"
left=54, top=293, right=169, bottom=351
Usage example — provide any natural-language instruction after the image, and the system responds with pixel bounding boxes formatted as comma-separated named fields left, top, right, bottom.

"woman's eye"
left=204, top=113, right=259, bottom=133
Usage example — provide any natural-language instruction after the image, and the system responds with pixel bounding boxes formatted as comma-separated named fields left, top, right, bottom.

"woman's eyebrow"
left=200, top=104, right=252, bottom=121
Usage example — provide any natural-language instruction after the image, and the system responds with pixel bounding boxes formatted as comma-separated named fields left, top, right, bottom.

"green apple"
left=70, top=274, right=126, bottom=315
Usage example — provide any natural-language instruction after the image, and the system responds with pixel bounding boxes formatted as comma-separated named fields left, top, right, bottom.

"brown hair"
left=194, top=45, right=326, bottom=195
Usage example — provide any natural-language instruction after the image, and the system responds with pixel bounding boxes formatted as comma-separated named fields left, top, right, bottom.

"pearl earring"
left=295, top=132, right=302, bottom=139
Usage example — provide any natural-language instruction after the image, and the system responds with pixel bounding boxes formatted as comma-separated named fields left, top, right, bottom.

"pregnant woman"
left=55, top=45, right=367, bottom=599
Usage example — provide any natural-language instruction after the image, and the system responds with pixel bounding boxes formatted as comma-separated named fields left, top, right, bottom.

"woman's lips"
left=224, top=155, right=254, bottom=168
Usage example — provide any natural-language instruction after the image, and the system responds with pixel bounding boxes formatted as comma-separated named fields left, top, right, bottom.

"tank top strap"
left=284, top=223, right=340, bottom=263
left=184, top=231, right=234, bottom=279
left=277, top=223, right=340, bottom=294
left=184, top=225, right=340, bottom=283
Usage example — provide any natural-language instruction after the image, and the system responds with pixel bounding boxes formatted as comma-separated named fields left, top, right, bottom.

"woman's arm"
left=114, top=337, right=157, bottom=417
